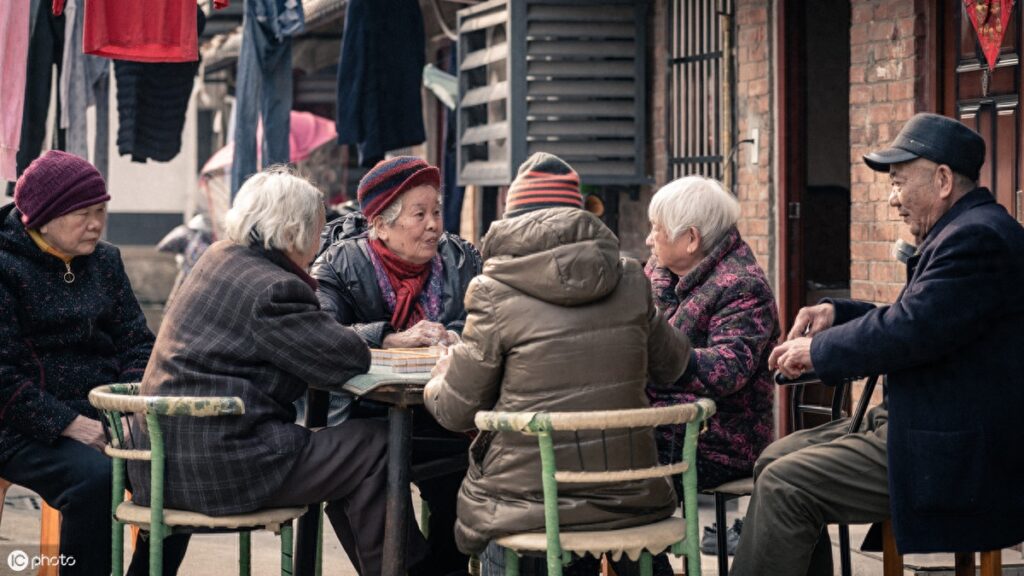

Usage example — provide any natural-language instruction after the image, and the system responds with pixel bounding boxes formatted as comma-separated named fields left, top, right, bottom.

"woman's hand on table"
left=382, top=320, right=453, bottom=348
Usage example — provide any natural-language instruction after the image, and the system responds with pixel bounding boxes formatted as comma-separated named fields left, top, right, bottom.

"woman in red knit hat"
left=0, top=150, right=188, bottom=575
left=311, top=155, right=482, bottom=575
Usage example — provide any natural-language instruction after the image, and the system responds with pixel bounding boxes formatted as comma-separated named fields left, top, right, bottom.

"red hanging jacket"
left=83, top=0, right=197, bottom=63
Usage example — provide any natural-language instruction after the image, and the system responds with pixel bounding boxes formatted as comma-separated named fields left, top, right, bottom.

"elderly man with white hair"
left=644, top=175, right=780, bottom=565
left=132, top=166, right=427, bottom=575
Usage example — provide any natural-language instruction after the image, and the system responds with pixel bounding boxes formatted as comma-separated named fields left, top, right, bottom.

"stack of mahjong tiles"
left=370, top=347, right=442, bottom=373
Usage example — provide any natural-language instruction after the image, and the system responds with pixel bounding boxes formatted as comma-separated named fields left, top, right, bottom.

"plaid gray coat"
left=131, top=241, right=371, bottom=515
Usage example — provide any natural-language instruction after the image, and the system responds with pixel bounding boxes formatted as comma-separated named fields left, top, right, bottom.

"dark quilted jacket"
left=0, top=203, right=153, bottom=463
left=645, top=227, right=780, bottom=488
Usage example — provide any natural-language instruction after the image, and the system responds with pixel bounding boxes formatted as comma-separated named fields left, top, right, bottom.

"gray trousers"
left=730, top=406, right=890, bottom=576
left=262, top=420, right=428, bottom=575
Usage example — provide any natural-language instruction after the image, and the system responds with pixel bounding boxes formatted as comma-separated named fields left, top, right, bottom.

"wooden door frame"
left=776, top=0, right=805, bottom=335
left=775, top=0, right=805, bottom=435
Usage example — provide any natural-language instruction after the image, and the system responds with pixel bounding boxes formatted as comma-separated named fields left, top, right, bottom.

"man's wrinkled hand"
left=786, top=303, right=836, bottom=340
left=768, top=337, right=814, bottom=380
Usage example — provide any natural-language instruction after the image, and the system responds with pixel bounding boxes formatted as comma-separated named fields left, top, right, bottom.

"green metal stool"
left=89, top=383, right=307, bottom=576
left=475, top=398, right=716, bottom=576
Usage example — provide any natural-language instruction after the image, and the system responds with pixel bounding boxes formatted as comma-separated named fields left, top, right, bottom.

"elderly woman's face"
left=646, top=219, right=703, bottom=277
left=376, top=185, right=442, bottom=265
left=40, top=203, right=107, bottom=257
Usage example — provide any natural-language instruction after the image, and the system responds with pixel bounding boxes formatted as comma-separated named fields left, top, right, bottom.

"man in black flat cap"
left=731, top=113, right=1024, bottom=576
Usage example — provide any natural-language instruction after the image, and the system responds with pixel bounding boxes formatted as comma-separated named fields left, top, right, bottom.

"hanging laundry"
left=114, top=8, right=205, bottom=163
left=230, top=0, right=304, bottom=196
left=8, top=0, right=67, bottom=196
left=1, top=1, right=30, bottom=181
left=83, top=0, right=198, bottom=63
left=336, top=0, right=427, bottom=167
left=60, top=0, right=109, bottom=180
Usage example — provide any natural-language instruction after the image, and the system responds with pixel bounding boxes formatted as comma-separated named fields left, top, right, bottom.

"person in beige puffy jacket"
left=425, top=152, right=692, bottom=575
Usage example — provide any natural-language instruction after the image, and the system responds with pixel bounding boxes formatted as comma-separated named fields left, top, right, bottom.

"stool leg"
left=0, top=478, right=11, bottom=527
left=839, top=525, right=852, bottom=576
left=639, top=550, right=653, bottom=576
left=281, top=523, right=294, bottom=576
left=38, top=503, right=61, bottom=576
left=954, top=552, right=974, bottom=576
left=240, top=531, right=251, bottom=576
left=980, top=550, right=1002, bottom=576
left=505, top=547, right=520, bottom=576
left=881, top=520, right=903, bottom=576
left=715, top=493, right=729, bottom=576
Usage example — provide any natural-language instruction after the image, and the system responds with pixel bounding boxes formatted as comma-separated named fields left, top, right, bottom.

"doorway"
left=778, top=0, right=852, bottom=432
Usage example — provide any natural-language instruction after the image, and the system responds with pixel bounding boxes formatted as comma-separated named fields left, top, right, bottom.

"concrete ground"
left=8, top=484, right=1023, bottom=576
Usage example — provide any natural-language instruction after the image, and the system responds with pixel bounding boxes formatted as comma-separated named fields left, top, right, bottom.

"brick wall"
left=733, top=0, right=773, bottom=281
left=848, top=0, right=924, bottom=304
left=621, top=0, right=776, bottom=282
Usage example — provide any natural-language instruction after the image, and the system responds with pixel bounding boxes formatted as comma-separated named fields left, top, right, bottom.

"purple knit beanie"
left=357, top=156, right=440, bottom=221
left=14, top=150, right=110, bottom=229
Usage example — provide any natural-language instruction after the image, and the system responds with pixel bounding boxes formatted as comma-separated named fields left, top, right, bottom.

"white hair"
left=648, top=175, right=740, bottom=251
left=224, top=166, right=324, bottom=253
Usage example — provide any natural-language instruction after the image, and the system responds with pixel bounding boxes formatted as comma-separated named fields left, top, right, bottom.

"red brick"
left=888, top=81, right=914, bottom=101
left=851, top=86, right=872, bottom=104
left=871, top=84, right=888, bottom=102
left=870, top=21, right=897, bottom=42
left=867, top=105, right=894, bottom=124
left=851, top=23, right=870, bottom=45
left=898, top=16, right=915, bottom=37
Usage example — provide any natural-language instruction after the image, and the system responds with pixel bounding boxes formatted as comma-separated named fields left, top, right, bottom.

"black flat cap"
left=863, top=113, right=986, bottom=181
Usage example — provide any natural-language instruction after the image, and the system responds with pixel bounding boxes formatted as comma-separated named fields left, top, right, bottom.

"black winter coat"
left=0, top=203, right=153, bottom=463
left=812, top=189, right=1024, bottom=553
left=311, top=212, right=482, bottom=348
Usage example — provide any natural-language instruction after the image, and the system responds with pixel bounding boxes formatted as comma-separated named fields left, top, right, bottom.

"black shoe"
left=699, top=518, right=743, bottom=556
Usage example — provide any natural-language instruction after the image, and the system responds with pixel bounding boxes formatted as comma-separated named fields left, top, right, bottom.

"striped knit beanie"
left=503, top=152, right=583, bottom=218
left=357, top=156, right=440, bottom=221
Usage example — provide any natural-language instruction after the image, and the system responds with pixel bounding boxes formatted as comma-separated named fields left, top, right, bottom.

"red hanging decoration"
left=965, top=0, right=1016, bottom=71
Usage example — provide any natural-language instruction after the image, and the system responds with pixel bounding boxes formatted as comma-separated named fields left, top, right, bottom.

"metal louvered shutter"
left=457, top=0, right=648, bottom=186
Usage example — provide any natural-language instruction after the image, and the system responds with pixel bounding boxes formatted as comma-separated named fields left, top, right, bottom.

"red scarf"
left=370, top=239, right=431, bottom=330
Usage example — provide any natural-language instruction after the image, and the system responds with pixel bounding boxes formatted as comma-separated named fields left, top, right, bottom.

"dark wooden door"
left=944, top=0, right=1023, bottom=219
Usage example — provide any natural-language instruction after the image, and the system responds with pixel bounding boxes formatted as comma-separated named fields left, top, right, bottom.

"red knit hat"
left=357, top=156, right=440, bottom=221
left=504, top=152, right=583, bottom=218
left=14, top=151, right=110, bottom=229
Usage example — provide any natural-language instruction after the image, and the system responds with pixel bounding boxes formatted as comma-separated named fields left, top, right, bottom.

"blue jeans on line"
left=0, top=436, right=189, bottom=575
left=230, top=0, right=293, bottom=199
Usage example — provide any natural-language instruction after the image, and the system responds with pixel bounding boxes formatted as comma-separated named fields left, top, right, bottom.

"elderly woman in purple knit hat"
left=0, top=150, right=188, bottom=575
left=312, top=156, right=482, bottom=575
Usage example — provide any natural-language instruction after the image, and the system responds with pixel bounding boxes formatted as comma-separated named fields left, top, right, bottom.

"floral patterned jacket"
left=646, top=226, right=780, bottom=487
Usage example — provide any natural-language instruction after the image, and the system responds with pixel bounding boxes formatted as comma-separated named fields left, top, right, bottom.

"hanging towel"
left=336, top=0, right=426, bottom=167
left=84, top=0, right=197, bottom=63
left=0, top=2, right=31, bottom=181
